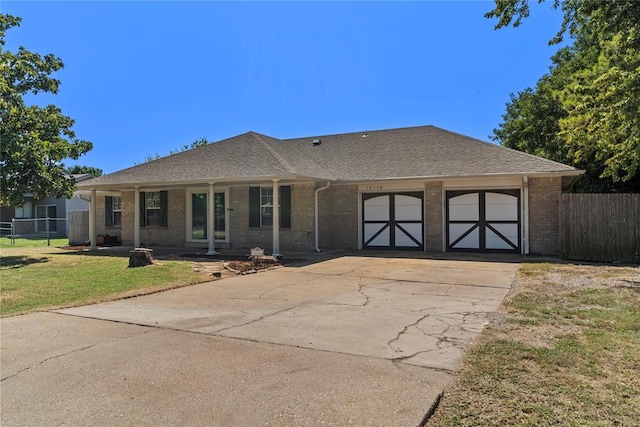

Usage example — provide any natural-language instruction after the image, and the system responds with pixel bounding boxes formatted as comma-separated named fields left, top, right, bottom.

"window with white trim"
left=15, top=202, right=32, bottom=218
left=105, top=196, right=122, bottom=227
left=248, top=186, right=291, bottom=228
left=260, top=187, right=274, bottom=226
left=145, top=192, right=162, bottom=226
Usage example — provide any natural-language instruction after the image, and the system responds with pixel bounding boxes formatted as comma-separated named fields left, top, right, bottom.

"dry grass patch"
left=429, top=261, right=640, bottom=427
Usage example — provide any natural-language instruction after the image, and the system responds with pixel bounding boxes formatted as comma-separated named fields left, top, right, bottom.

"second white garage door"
left=446, top=190, right=521, bottom=254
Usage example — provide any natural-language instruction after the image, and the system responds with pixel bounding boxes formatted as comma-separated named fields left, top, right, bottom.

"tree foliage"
left=0, top=14, right=92, bottom=206
left=65, top=165, right=103, bottom=176
left=138, top=137, right=210, bottom=164
left=488, top=0, right=640, bottom=192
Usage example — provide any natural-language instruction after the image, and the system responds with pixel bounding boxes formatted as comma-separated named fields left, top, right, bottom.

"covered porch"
left=86, top=178, right=332, bottom=256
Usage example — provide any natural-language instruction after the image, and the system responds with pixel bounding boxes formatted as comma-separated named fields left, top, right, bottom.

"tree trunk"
left=128, top=248, right=154, bottom=267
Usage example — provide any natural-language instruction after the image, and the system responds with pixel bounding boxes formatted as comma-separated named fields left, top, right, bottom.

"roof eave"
left=334, top=170, right=585, bottom=184
left=77, top=174, right=335, bottom=191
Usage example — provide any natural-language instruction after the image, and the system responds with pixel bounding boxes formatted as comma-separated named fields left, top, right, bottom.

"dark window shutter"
left=249, top=187, right=260, bottom=227
left=105, top=196, right=113, bottom=227
left=139, top=192, right=146, bottom=227
left=160, top=191, right=168, bottom=227
left=280, top=185, right=291, bottom=229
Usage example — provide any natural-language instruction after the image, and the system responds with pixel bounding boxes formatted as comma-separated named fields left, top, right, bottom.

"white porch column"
left=272, top=179, right=281, bottom=257
left=89, top=189, right=97, bottom=250
left=207, top=183, right=217, bottom=255
left=134, top=187, right=141, bottom=248
left=523, top=175, right=530, bottom=255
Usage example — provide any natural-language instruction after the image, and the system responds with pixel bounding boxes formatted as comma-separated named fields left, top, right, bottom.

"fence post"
left=46, top=216, right=50, bottom=246
left=11, top=218, right=15, bottom=246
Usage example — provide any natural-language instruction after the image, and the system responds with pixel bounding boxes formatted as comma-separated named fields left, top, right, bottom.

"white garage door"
left=446, top=190, right=520, bottom=253
left=363, top=192, right=424, bottom=250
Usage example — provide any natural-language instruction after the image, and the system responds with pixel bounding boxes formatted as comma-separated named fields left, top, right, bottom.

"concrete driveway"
left=1, top=254, right=519, bottom=426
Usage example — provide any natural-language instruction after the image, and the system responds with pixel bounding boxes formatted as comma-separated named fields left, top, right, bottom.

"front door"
left=362, top=192, right=424, bottom=250
left=189, top=192, right=226, bottom=241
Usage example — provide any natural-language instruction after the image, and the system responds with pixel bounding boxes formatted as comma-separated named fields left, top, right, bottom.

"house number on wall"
left=365, top=185, right=384, bottom=190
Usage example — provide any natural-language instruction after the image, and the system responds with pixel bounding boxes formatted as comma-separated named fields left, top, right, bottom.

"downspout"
left=523, top=175, right=529, bottom=255
left=314, top=181, right=331, bottom=252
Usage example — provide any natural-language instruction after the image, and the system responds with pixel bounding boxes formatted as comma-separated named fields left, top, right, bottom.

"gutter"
left=314, top=181, right=331, bottom=252
left=523, top=175, right=529, bottom=255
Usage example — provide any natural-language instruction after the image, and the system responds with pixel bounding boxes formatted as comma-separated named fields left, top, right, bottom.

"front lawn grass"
left=429, top=262, right=640, bottom=426
left=0, top=242, right=208, bottom=316
left=0, top=236, right=69, bottom=248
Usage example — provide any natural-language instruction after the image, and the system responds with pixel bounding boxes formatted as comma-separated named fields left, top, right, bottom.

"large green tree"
left=65, top=165, right=103, bottom=177
left=488, top=0, right=640, bottom=192
left=138, top=137, right=210, bottom=164
left=1, top=14, right=92, bottom=206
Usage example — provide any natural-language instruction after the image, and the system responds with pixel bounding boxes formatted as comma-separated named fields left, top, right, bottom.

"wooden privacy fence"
left=68, top=210, right=89, bottom=246
left=559, top=193, right=640, bottom=263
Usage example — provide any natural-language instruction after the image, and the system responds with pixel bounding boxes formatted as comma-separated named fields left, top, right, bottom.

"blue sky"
left=3, top=1, right=564, bottom=174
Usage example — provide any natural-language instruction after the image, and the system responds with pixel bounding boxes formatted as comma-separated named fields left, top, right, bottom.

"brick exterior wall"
left=95, top=194, right=122, bottom=241
left=318, top=184, right=358, bottom=250
left=96, top=195, right=106, bottom=237
left=121, top=191, right=134, bottom=246
left=228, top=184, right=316, bottom=252
left=120, top=189, right=186, bottom=247
left=108, top=178, right=563, bottom=255
left=528, top=176, right=562, bottom=255
left=425, top=181, right=443, bottom=252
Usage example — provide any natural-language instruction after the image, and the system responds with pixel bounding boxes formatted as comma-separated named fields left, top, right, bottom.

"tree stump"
left=128, top=248, right=154, bottom=268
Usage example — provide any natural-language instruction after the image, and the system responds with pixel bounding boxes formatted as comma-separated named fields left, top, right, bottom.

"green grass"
left=0, top=243, right=208, bottom=316
left=0, top=236, right=69, bottom=248
left=429, top=262, right=640, bottom=427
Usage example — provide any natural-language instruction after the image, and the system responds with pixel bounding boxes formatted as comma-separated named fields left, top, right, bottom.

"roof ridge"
left=281, top=124, right=436, bottom=141
left=248, top=132, right=297, bottom=175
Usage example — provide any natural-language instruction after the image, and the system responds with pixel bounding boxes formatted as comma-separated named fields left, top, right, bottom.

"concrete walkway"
left=1, top=254, right=519, bottom=426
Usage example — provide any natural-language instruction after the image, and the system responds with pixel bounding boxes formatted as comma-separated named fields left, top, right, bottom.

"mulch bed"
left=180, top=253, right=304, bottom=265
left=225, top=259, right=280, bottom=274
left=60, top=245, right=91, bottom=251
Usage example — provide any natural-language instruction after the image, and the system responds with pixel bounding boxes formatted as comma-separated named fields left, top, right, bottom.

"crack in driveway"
left=1, top=344, right=96, bottom=381
left=387, top=313, right=431, bottom=352
left=211, top=304, right=303, bottom=334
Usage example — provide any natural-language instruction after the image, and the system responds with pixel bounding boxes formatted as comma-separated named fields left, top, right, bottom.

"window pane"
left=15, top=202, right=32, bottom=218
left=261, top=187, right=273, bottom=207
left=261, top=206, right=273, bottom=226
left=214, top=193, right=225, bottom=240
left=146, top=209, right=161, bottom=226
left=113, top=211, right=122, bottom=227
left=191, top=193, right=207, bottom=240
left=146, top=192, right=160, bottom=208
left=112, top=196, right=122, bottom=211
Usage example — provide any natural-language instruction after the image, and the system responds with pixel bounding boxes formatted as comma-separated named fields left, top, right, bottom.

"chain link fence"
left=0, top=217, right=69, bottom=246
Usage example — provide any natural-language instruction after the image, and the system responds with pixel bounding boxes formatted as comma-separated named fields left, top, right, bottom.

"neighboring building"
left=77, top=125, right=583, bottom=255
left=0, top=174, right=95, bottom=236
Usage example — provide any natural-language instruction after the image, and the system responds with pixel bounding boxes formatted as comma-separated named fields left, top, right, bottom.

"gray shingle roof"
left=80, top=125, right=580, bottom=188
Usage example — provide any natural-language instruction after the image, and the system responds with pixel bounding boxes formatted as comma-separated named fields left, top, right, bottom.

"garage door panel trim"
left=364, top=223, right=391, bottom=246
left=485, top=223, right=518, bottom=250
left=395, top=223, right=423, bottom=247
left=449, top=223, right=480, bottom=248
